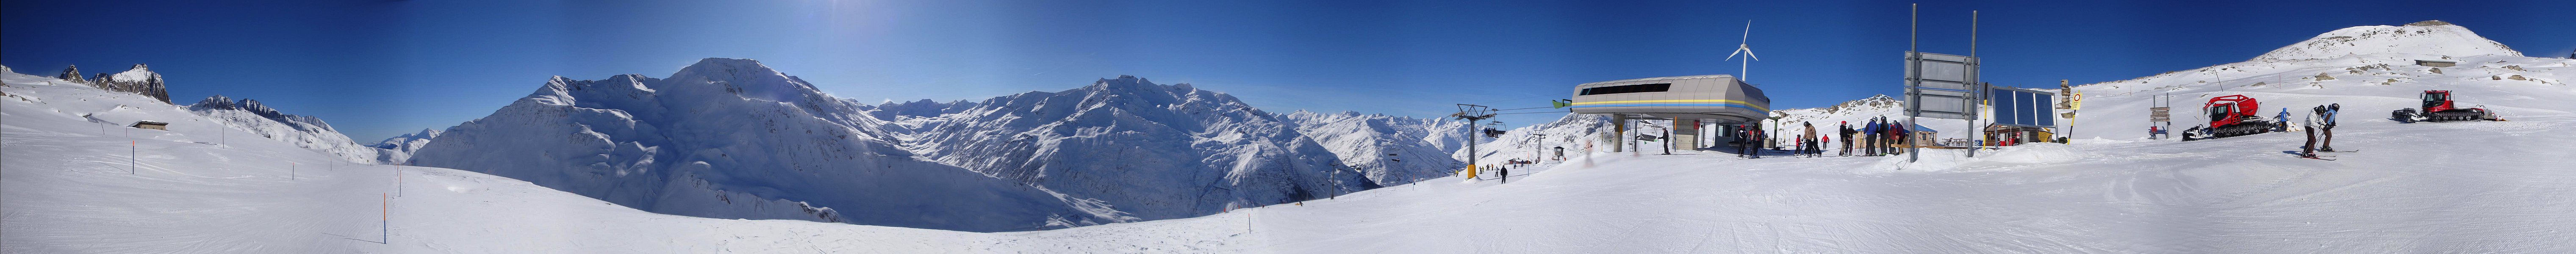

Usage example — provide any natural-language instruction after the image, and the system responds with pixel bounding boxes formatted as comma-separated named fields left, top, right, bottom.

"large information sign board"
left=1905, top=52, right=1981, bottom=120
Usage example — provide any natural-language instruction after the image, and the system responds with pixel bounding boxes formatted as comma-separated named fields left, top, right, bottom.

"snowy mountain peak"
left=2253, top=20, right=2521, bottom=61
left=1087, top=75, right=1159, bottom=91
left=663, top=58, right=831, bottom=104
left=109, top=64, right=155, bottom=82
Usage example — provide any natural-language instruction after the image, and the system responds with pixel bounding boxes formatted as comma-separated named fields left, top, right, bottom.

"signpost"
left=2149, top=92, right=2173, bottom=140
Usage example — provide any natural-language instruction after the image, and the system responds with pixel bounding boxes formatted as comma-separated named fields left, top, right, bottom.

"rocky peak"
left=55, top=65, right=86, bottom=83
left=82, top=64, right=171, bottom=103
left=2253, top=20, right=2521, bottom=61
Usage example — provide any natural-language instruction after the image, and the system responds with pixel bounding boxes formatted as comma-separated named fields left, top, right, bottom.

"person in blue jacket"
left=2275, top=108, right=2292, bottom=132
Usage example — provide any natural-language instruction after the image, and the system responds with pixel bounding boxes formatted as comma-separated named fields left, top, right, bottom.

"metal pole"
left=1908, top=3, right=1920, bottom=163
left=1966, top=10, right=1978, bottom=158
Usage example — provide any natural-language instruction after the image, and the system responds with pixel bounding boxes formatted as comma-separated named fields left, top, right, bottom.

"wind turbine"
left=1724, top=20, right=1759, bottom=82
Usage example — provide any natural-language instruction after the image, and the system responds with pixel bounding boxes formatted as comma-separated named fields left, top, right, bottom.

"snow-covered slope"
left=2255, top=20, right=2521, bottom=61
left=890, top=76, right=1369, bottom=221
left=0, top=71, right=1234, bottom=252
left=1456, top=113, right=1617, bottom=167
left=366, top=128, right=440, bottom=164
left=2071, top=22, right=2571, bottom=141
left=1277, top=110, right=1470, bottom=186
left=188, top=95, right=381, bottom=163
left=410, top=58, right=1129, bottom=232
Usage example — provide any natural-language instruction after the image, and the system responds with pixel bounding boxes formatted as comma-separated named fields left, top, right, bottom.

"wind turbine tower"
left=1725, top=20, right=1759, bottom=83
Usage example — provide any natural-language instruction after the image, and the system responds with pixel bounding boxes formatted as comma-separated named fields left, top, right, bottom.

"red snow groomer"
left=2196, top=94, right=2277, bottom=139
left=2391, top=90, right=2497, bottom=122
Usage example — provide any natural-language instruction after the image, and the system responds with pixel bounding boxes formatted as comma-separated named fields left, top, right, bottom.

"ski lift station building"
left=1568, top=75, right=1772, bottom=151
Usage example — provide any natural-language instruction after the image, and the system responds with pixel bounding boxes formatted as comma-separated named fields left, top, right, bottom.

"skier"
left=2305, top=103, right=2339, bottom=154
left=2302, top=107, right=2320, bottom=157
left=1795, top=133, right=1808, bottom=157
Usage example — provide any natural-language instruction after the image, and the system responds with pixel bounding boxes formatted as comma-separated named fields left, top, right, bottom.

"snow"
left=2254, top=21, right=2521, bottom=61
left=888, top=75, right=1370, bottom=222
left=105, top=64, right=155, bottom=83
left=365, top=128, right=440, bottom=164
left=7, top=21, right=2575, bottom=253
left=410, top=59, right=1128, bottom=232
left=188, top=95, right=381, bottom=163
left=1277, top=110, right=1470, bottom=186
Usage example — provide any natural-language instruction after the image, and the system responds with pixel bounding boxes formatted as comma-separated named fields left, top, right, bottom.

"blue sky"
left=6, top=0, right=2571, bottom=140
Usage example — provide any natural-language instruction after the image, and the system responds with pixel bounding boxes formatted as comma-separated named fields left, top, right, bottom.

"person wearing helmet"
left=2302, top=104, right=2341, bottom=157
left=2321, top=104, right=2338, bottom=151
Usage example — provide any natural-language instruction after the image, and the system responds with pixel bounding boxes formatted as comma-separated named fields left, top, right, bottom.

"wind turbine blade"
left=1742, top=20, right=1753, bottom=42
left=1744, top=48, right=1759, bottom=61
left=1726, top=49, right=1741, bottom=61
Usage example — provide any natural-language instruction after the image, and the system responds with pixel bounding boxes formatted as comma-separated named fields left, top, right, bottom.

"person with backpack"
left=2301, top=104, right=2342, bottom=157
left=1862, top=118, right=1880, bottom=155
left=2318, top=104, right=2339, bottom=151
left=1801, top=122, right=1817, bottom=157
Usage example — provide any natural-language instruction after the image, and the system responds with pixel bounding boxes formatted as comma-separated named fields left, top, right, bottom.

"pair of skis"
left=2296, top=149, right=2357, bottom=160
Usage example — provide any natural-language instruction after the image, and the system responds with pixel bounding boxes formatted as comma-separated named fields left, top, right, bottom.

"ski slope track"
left=5, top=20, right=2574, bottom=253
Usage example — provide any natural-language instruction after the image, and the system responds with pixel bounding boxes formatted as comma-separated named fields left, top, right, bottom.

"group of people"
left=2301, top=104, right=2339, bottom=157
left=1733, top=116, right=1913, bottom=159
left=1846, top=116, right=1910, bottom=156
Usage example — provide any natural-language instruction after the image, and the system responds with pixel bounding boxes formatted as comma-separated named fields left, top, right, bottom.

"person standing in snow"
left=1795, top=133, right=1808, bottom=157
left=1893, top=121, right=1911, bottom=155
left=1838, top=121, right=1854, bottom=156
left=1801, top=122, right=1817, bottom=157
left=2318, top=104, right=2339, bottom=151
left=1863, top=118, right=1880, bottom=155
left=1744, top=124, right=1762, bottom=158
left=2302, top=106, right=2321, bottom=156
left=1735, top=124, right=1750, bottom=158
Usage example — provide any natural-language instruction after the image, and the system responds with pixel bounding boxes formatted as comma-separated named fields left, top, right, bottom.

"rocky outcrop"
left=54, top=65, right=86, bottom=83
left=77, top=64, right=171, bottom=103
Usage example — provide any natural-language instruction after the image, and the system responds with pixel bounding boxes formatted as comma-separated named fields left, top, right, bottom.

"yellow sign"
left=2070, top=92, right=2082, bottom=110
